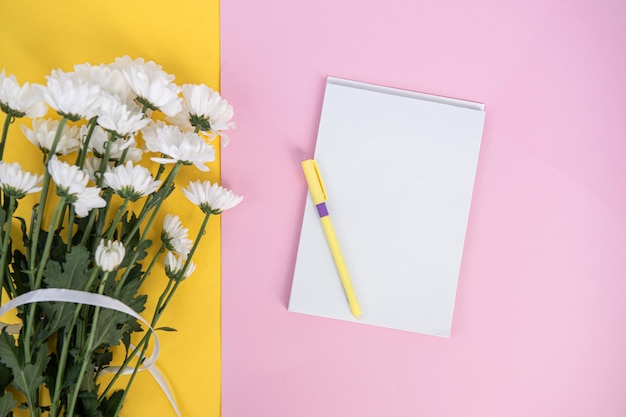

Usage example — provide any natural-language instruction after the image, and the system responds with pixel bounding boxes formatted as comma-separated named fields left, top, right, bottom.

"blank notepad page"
left=289, top=77, right=485, bottom=337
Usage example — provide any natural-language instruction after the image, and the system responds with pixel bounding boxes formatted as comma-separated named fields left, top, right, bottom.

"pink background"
left=220, top=1, right=626, bottom=416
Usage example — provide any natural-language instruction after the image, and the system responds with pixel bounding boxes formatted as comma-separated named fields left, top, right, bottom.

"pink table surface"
left=220, top=1, right=626, bottom=416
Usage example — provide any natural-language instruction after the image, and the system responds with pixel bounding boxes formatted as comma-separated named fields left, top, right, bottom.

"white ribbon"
left=0, top=288, right=181, bottom=416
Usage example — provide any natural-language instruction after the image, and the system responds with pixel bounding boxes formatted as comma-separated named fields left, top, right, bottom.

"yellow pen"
left=301, top=159, right=362, bottom=319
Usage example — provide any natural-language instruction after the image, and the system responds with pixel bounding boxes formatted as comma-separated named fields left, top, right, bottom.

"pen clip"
left=310, top=160, right=328, bottom=201
left=302, top=159, right=328, bottom=203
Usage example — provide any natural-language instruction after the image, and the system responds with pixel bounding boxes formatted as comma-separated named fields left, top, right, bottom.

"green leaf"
left=0, top=392, right=17, bottom=417
left=77, top=390, right=102, bottom=417
left=71, top=215, right=92, bottom=247
left=9, top=249, right=31, bottom=296
left=43, top=244, right=92, bottom=290
left=38, top=245, right=94, bottom=339
left=0, top=360, right=13, bottom=392
left=0, top=331, right=23, bottom=371
left=38, top=301, right=76, bottom=341
left=122, top=239, right=152, bottom=266
left=23, top=347, right=50, bottom=395
left=61, top=361, right=82, bottom=391
left=94, top=266, right=147, bottom=349
left=44, top=352, right=59, bottom=395
left=121, top=331, right=131, bottom=353
left=37, top=228, right=66, bottom=264
left=155, top=326, right=177, bottom=332
left=90, top=309, right=127, bottom=348
left=0, top=332, right=49, bottom=406
left=101, top=390, right=124, bottom=417
left=119, top=211, right=140, bottom=249
left=94, top=350, right=113, bottom=368
left=115, top=274, right=146, bottom=314
left=14, top=216, right=29, bottom=249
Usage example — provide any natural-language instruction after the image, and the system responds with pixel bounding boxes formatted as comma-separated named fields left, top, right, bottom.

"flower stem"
left=29, top=116, right=68, bottom=281
left=108, top=212, right=213, bottom=416
left=182, top=211, right=212, bottom=275
left=113, top=171, right=176, bottom=295
left=110, top=163, right=181, bottom=297
left=138, top=243, right=166, bottom=286
left=98, top=276, right=175, bottom=402
left=80, top=134, right=115, bottom=247
left=103, top=197, right=129, bottom=241
left=66, top=206, right=76, bottom=251
left=0, top=112, right=13, bottom=160
left=34, top=198, right=66, bottom=288
left=95, top=133, right=115, bottom=188
left=122, top=162, right=182, bottom=248
left=109, top=278, right=180, bottom=417
left=101, top=206, right=207, bottom=402
left=66, top=270, right=111, bottom=417
left=24, top=197, right=67, bottom=361
left=0, top=196, right=16, bottom=304
left=49, top=268, right=100, bottom=417
left=75, top=117, right=97, bottom=168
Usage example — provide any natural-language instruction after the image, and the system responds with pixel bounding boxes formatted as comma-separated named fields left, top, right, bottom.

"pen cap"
left=301, top=159, right=328, bottom=204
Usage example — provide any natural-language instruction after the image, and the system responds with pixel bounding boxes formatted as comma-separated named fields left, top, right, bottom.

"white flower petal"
left=48, top=156, right=89, bottom=192
left=73, top=62, right=134, bottom=104
left=164, top=251, right=196, bottom=280
left=95, top=93, right=150, bottom=136
left=166, top=83, right=235, bottom=140
left=142, top=123, right=215, bottom=170
left=0, top=70, right=48, bottom=118
left=34, top=69, right=102, bottom=120
left=0, top=161, right=44, bottom=198
left=95, top=240, right=125, bottom=271
left=161, top=214, right=192, bottom=256
left=84, top=125, right=142, bottom=162
left=118, top=57, right=182, bottom=116
left=103, top=161, right=160, bottom=199
left=182, top=180, right=243, bottom=214
left=72, top=186, right=106, bottom=217
left=20, top=118, right=81, bottom=155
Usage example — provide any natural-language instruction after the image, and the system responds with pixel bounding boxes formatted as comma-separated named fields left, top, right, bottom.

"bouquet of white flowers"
left=0, top=56, right=242, bottom=417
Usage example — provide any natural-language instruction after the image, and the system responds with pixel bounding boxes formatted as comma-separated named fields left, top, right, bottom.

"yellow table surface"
left=0, top=2, right=222, bottom=416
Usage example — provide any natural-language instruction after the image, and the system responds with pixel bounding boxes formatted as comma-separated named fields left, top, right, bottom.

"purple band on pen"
left=316, top=202, right=329, bottom=217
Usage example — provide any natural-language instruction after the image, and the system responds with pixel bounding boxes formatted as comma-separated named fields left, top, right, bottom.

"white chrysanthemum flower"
left=142, top=123, right=215, bottom=172
left=161, top=214, right=192, bottom=257
left=164, top=251, right=196, bottom=280
left=34, top=69, right=102, bottom=121
left=103, top=161, right=161, bottom=201
left=95, top=93, right=150, bottom=137
left=84, top=125, right=142, bottom=162
left=48, top=156, right=106, bottom=216
left=20, top=118, right=81, bottom=155
left=167, top=84, right=236, bottom=144
left=117, top=56, right=181, bottom=116
left=73, top=62, right=134, bottom=104
left=95, top=239, right=125, bottom=272
left=0, top=161, right=43, bottom=199
left=182, top=180, right=243, bottom=214
left=0, top=70, right=48, bottom=118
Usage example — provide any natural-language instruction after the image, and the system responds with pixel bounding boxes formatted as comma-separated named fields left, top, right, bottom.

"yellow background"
left=0, top=1, right=222, bottom=416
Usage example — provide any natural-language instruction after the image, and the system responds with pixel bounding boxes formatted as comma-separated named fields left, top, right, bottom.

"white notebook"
left=288, top=77, right=485, bottom=337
